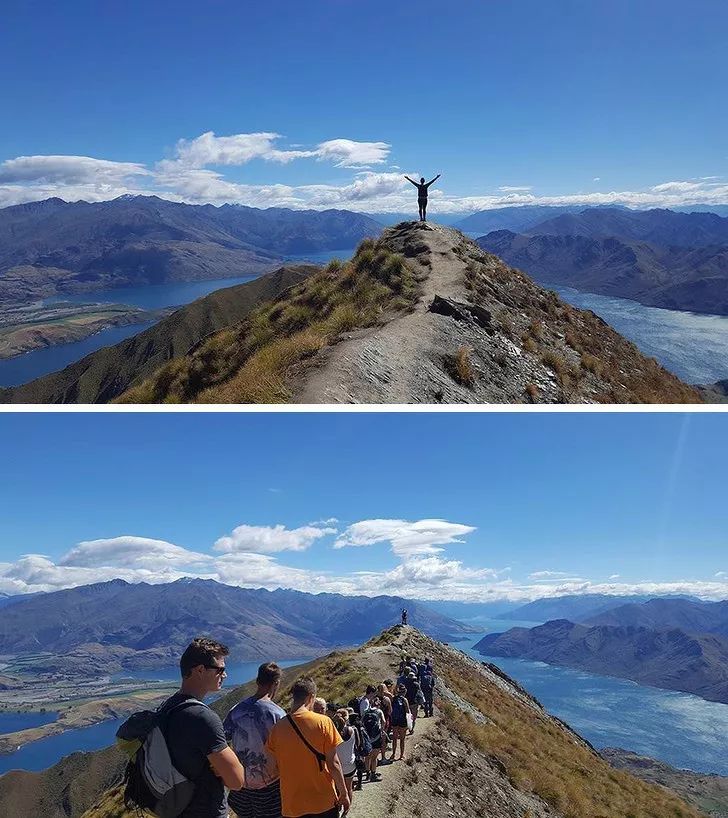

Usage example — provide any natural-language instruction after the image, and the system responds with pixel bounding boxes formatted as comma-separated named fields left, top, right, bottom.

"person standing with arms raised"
left=404, top=173, right=441, bottom=221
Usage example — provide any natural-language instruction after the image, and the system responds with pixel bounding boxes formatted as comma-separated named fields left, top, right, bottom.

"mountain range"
left=0, top=578, right=471, bottom=671
left=0, top=196, right=381, bottom=302
left=0, top=262, right=317, bottom=403
left=0, top=626, right=707, bottom=818
left=499, top=593, right=689, bottom=623
left=477, top=207, right=728, bottom=315
left=585, top=597, right=728, bottom=636
left=107, top=222, right=700, bottom=404
left=475, top=618, right=728, bottom=704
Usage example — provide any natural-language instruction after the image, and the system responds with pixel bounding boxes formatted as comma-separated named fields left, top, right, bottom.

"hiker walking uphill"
left=404, top=173, right=441, bottom=221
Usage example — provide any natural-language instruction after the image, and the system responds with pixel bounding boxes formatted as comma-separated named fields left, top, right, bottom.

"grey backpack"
left=116, top=697, right=205, bottom=818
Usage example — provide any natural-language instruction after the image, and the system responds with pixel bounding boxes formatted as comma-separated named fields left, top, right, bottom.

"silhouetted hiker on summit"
left=404, top=173, right=441, bottom=221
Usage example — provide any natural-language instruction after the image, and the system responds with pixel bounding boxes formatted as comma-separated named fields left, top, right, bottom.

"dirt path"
left=347, top=712, right=439, bottom=818
left=295, top=222, right=473, bottom=403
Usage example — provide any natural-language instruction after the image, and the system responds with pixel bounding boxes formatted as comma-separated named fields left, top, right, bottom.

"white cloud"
left=593, top=177, right=601, bottom=182
left=609, top=574, right=621, bottom=579
left=651, top=180, right=704, bottom=193
left=334, top=518, right=476, bottom=557
left=380, top=556, right=497, bottom=591
left=170, top=131, right=314, bottom=168
left=60, top=536, right=210, bottom=570
left=528, top=570, right=571, bottom=579
left=3, top=135, right=728, bottom=214
left=213, top=523, right=337, bottom=554
left=314, top=139, right=390, bottom=168
left=0, top=554, right=199, bottom=595
left=0, top=155, right=150, bottom=185
left=2, top=537, right=728, bottom=605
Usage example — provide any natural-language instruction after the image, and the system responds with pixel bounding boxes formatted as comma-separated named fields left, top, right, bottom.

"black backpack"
left=361, top=710, right=381, bottom=745
left=353, top=724, right=371, bottom=761
left=391, top=695, right=406, bottom=723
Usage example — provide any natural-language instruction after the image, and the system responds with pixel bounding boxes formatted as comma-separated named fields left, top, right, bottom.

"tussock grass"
left=463, top=245, right=701, bottom=404
left=82, top=651, right=370, bottom=818
left=445, top=345, right=476, bottom=387
left=117, top=239, right=420, bottom=404
left=433, top=650, right=703, bottom=818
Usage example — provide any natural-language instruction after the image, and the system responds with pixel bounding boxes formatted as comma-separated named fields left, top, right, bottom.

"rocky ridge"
left=2, top=626, right=707, bottom=818
left=293, top=222, right=700, bottom=403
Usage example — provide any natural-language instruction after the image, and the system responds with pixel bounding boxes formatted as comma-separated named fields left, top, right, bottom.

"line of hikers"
left=117, top=638, right=437, bottom=818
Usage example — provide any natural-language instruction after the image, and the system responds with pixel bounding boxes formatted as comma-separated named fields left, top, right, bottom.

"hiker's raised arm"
left=426, top=173, right=441, bottom=187
left=404, top=175, right=418, bottom=186
left=208, top=746, right=245, bottom=790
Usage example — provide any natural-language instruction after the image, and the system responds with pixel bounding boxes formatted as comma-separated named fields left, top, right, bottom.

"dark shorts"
left=229, top=779, right=282, bottom=818
left=283, top=808, right=339, bottom=818
left=418, top=198, right=427, bottom=205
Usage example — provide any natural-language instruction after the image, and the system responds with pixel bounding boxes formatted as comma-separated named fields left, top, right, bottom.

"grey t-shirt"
left=163, top=693, right=229, bottom=818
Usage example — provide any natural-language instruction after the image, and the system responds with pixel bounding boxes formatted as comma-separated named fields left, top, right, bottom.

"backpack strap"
left=285, top=715, right=326, bottom=772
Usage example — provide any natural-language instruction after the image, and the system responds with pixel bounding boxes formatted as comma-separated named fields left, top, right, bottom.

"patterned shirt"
left=223, top=695, right=286, bottom=789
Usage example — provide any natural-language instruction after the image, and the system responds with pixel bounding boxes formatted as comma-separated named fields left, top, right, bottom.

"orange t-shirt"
left=266, top=709, right=342, bottom=818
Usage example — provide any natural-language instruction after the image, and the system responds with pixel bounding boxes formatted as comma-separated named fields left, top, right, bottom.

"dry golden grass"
left=525, top=382, right=539, bottom=401
left=82, top=651, right=370, bottom=818
left=522, top=336, right=538, bottom=354
left=117, top=239, right=419, bottom=404
left=455, top=346, right=475, bottom=386
left=432, top=649, right=704, bottom=818
left=461, top=243, right=702, bottom=404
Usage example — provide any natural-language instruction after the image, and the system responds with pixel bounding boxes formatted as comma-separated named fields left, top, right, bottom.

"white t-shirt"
left=359, top=696, right=370, bottom=717
left=336, top=727, right=357, bottom=775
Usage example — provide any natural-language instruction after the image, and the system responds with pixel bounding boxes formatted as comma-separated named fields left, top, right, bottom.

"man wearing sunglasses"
left=162, top=637, right=245, bottom=818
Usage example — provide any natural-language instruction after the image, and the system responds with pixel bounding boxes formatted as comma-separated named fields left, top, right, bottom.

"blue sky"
left=0, top=412, right=726, bottom=602
left=1, top=0, right=727, bottom=212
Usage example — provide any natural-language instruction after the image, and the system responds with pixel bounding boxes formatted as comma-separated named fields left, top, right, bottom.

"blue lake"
left=0, top=657, right=311, bottom=776
left=0, top=717, right=124, bottom=776
left=0, top=251, right=358, bottom=389
left=552, top=285, right=728, bottom=385
left=457, top=632, right=728, bottom=775
left=112, top=656, right=311, bottom=685
left=0, top=321, right=157, bottom=387
left=0, top=711, right=58, bottom=735
left=2, top=245, right=728, bottom=389
left=2, top=632, right=728, bottom=777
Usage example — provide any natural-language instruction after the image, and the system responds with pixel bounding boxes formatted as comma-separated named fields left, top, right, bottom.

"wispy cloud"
left=214, top=523, right=337, bottom=554
left=2, top=132, right=728, bottom=213
left=1, top=516, right=728, bottom=605
left=334, top=518, right=476, bottom=557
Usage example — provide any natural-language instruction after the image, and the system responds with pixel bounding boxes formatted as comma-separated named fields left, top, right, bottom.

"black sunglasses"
left=204, top=664, right=226, bottom=676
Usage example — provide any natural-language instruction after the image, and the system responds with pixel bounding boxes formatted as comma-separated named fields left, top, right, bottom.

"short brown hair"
left=180, top=637, right=229, bottom=678
left=290, top=676, right=317, bottom=704
left=257, top=662, right=282, bottom=686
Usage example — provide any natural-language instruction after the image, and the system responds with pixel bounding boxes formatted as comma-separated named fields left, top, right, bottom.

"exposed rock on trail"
left=295, top=221, right=700, bottom=403
left=23, top=625, right=707, bottom=818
